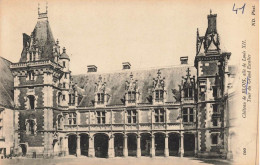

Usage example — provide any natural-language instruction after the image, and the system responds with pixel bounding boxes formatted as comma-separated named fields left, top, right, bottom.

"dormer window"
left=125, top=73, right=138, bottom=105
left=153, top=70, right=165, bottom=104
left=97, top=93, right=104, bottom=104
left=155, top=90, right=164, bottom=102
left=184, top=88, right=193, bottom=98
left=95, top=76, right=107, bottom=107
left=128, top=91, right=136, bottom=103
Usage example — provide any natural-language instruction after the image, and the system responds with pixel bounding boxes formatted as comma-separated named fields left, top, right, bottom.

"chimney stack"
left=87, top=65, right=97, bottom=72
left=180, top=56, right=188, bottom=64
left=122, top=62, right=131, bottom=70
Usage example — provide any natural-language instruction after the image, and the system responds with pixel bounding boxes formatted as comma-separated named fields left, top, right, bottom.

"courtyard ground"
left=1, top=156, right=232, bottom=165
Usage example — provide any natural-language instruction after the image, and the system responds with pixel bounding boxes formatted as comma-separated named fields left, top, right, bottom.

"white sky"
left=0, top=0, right=253, bottom=75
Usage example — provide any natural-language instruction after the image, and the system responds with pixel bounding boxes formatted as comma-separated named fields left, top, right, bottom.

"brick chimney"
left=87, top=65, right=97, bottom=72
left=122, top=62, right=131, bottom=70
left=180, top=56, right=188, bottom=64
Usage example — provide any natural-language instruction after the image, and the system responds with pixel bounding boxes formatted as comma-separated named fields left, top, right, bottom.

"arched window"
left=26, top=119, right=36, bottom=135
left=27, top=95, right=35, bottom=109
left=57, top=115, right=64, bottom=129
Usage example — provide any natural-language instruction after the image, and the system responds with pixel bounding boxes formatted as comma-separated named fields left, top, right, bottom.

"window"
left=212, top=134, right=218, bottom=144
left=64, top=73, right=67, bottom=79
left=28, top=72, right=35, bottom=81
left=184, top=88, right=193, bottom=97
left=63, top=61, right=66, bottom=67
left=212, top=118, right=218, bottom=126
left=63, top=95, right=65, bottom=101
left=69, top=94, right=75, bottom=104
left=127, top=110, right=137, bottom=123
left=182, top=108, right=194, bottom=122
left=68, top=113, right=76, bottom=125
left=97, top=93, right=104, bottom=104
left=213, top=104, right=219, bottom=114
left=96, top=111, right=106, bottom=124
left=63, top=83, right=66, bottom=88
left=154, top=109, right=164, bottom=122
left=27, top=95, right=35, bottom=109
left=128, top=91, right=136, bottom=103
left=26, top=119, right=36, bottom=135
left=213, top=86, right=218, bottom=97
left=155, top=90, right=164, bottom=102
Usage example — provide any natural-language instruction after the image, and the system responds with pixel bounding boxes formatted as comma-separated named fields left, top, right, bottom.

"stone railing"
left=10, top=60, right=61, bottom=69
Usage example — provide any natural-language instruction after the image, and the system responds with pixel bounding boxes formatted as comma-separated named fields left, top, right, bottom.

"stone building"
left=0, top=57, right=15, bottom=158
left=8, top=7, right=235, bottom=159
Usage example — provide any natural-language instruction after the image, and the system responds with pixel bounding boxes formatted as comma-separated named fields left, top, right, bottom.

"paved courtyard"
left=1, top=156, right=232, bottom=165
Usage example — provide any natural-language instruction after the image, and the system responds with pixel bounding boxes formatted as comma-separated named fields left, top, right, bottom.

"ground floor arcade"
left=55, top=132, right=197, bottom=158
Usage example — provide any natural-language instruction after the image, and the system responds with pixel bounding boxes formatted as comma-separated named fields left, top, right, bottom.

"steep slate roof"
left=19, top=19, right=55, bottom=62
left=73, top=65, right=197, bottom=107
left=0, top=57, right=14, bottom=108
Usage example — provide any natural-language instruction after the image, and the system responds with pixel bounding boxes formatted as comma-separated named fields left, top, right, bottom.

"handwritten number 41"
left=233, top=3, right=246, bottom=14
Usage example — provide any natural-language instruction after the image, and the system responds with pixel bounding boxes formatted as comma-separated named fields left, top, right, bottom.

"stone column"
left=88, top=135, right=95, bottom=157
left=164, top=134, right=169, bottom=157
left=150, top=135, right=155, bottom=157
left=123, top=135, right=128, bottom=157
left=194, top=133, right=198, bottom=156
left=64, top=136, right=68, bottom=156
left=180, top=132, right=184, bottom=157
left=76, top=135, right=81, bottom=157
left=108, top=135, right=115, bottom=158
left=136, top=134, right=141, bottom=158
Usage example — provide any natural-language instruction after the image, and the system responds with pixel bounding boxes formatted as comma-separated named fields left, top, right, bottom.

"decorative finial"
left=186, top=68, right=191, bottom=77
left=210, top=9, right=212, bottom=15
left=56, top=39, right=59, bottom=45
left=157, top=69, right=161, bottom=78
left=63, top=47, right=66, bottom=53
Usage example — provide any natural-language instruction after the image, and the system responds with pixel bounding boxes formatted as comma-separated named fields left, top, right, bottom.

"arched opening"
left=155, top=133, right=165, bottom=156
left=27, top=95, right=35, bottom=109
left=68, top=134, right=77, bottom=155
left=141, top=133, right=151, bottom=156
left=94, top=133, right=109, bottom=158
left=53, top=139, right=59, bottom=156
left=184, top=133, right=195, bottom=157
left=19, top=144, right=27, bottom=156
left=169, top=133, right=179, bottom=156
left=26, top=119, right=36, bottom=135
left=114, top=134, right=124, bottom=157
left=80, top=134, right=89, bottom=156
left=57, top=115, right=64, bottom=130
left=127, top=134, right=137, bottom=157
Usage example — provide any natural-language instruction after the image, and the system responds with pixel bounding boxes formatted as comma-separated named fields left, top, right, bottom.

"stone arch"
left=168, top=132, right=180, bottom=156
left=53, top=139, right=59, bottom=156
left=68, top=134, right=77, bottom=155
left=140, top=133, right=151, bottom=156
left=154, top=132, right=165, bottom=156
left=94, top=133, right=109, bottom=158
left=184, top=133, right=195, bottom=157
left=126, top=133, right=137, bottom=157
left=79, top=133, right=89, bottom=156
left=114, top=133, right=124, bottom=157
left=18, top=144, right=27, bottom=156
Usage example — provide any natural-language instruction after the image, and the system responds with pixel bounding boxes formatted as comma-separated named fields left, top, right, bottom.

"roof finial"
left=210, top=9, right=212, bottom=15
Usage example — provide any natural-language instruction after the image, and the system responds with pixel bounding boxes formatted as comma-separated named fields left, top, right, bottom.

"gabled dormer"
left=94, top=75, right=109, bottom=107
left=153, top=70, right=166, bottom=104
left=125, top=73, right=139, bottom=106
left=180, top=68, right=196, bottom=103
